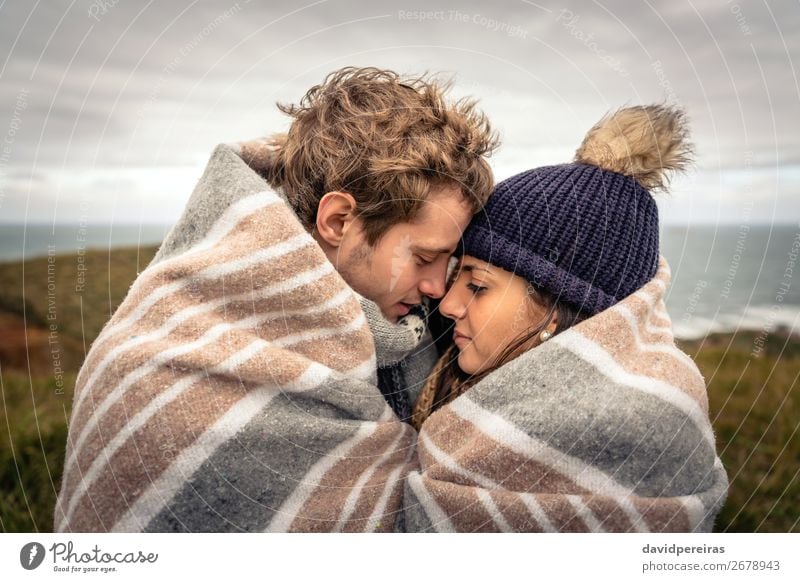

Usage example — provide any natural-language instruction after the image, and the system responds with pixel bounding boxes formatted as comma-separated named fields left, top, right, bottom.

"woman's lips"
left=453, top=330, right=471, bottom=347
left=395, top=302, right=412, bottom=317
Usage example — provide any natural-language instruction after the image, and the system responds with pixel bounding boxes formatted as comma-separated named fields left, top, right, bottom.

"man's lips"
left=395, top=302, right=413, bottom=317
left=396, top=298, right=423, bottom=314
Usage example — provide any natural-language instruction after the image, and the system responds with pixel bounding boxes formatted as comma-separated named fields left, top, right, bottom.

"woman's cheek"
left=457, top=340, right=480, bottom=375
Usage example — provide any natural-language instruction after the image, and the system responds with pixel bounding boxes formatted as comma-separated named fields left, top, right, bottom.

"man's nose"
left=418, top=268, right=447, bottom=299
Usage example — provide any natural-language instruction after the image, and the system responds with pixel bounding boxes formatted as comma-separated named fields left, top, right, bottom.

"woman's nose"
left=439, top=285, right=466, bottom=320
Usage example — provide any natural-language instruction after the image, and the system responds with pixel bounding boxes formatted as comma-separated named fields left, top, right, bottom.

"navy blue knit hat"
left=462, top=105, right=692, bottom=315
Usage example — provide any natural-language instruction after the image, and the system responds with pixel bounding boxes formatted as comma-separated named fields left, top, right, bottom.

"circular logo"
left=20, top=542, right=46, bottom=570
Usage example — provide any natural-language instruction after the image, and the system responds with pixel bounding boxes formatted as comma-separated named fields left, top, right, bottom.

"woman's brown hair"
left=410, top=285, right=588, bottom=430
left=262, top=67, right=500, bottom=245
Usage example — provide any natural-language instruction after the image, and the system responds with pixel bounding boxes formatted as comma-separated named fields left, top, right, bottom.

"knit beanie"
left=461, top=104, right=692, bottom=315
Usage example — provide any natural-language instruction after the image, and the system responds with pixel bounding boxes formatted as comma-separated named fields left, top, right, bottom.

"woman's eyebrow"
left=461, top=263, right=492, bottom=275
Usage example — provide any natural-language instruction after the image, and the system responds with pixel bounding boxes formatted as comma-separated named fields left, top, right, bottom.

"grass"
left=680, top=332, right=800, bottom=532
left=0, top=245, right=158, bottom=354
left=0, top=246, right=798, bottom=532
left=0, top=369, right=75, bottom=532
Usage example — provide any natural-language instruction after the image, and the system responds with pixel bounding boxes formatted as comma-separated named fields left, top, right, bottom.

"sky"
left=0, top=0, right=798, bottom=226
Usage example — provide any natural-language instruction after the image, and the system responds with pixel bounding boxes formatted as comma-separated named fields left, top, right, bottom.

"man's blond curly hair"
left=263, top=66, right=500, bottom=245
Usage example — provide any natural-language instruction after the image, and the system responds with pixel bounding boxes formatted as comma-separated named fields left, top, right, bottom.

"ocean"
left=660, top=224, right=800, bottom=339
left=1, top=222, right=798, bottom=340
left=0, top=223, right=170, bottom=263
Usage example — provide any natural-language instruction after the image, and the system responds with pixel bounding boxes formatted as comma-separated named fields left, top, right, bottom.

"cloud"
left=1, top=0, right=797, bottom=225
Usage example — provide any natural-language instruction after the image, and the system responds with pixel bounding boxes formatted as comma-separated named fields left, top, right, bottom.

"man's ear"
left=315, top=191, right=358, bottom=247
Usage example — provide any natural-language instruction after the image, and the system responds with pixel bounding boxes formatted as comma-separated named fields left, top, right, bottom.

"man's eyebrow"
left=411, top=245, right=455, bottom=255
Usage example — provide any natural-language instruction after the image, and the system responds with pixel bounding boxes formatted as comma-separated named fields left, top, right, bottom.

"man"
left=55, top=67, right=498, bottom=532
left=247, top=66, right=499, bottom=418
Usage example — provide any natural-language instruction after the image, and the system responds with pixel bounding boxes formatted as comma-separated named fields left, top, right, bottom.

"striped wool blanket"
left=55, top=142, right=416, bottom=532
left=402, top=257, right=729, bottom=532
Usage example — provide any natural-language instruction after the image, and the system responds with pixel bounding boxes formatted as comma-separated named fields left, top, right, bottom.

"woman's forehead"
left=458, top=255, right=494, bottom=274
left=457, top=255, right=529, bottom=287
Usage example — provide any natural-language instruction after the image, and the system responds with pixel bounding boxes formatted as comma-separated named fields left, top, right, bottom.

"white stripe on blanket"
left=449, top=397, right=636, bottom=496
left=264, top=421, right=381, bottom=532
left=611, top=302, right=697, bottom=373
left=363, top=435, right=417, bottom=532
left=678, top=496, right=707, bottom=532
left=332, top=426, right=409, bottom=532
left=64, top=264, right=343, bottom=480
left=476, top=489, right=513, bottom=531
left=405, top=471, right=455, bottom=533
left=518, top=493, right=558, bottom=532
left=419, top=431, right=503, bottom=490
left=111, top=191, right=283, bottom=336
left=69, top=259, right=335, bottom=450
left=448, top=396, right=648, bottom=531
left=59, top=372, right=204, bottom=530
left=167, top=191, right=284, bottom=262
left=59, top=334, right=354, bottom=530
left=63, top=287, right=353, bottom=491
left=415, top=447, right=651, bottom=532
left=108, top=362, right=333, bottom=533
left=551, top=331, right=715, bottom=447
left=200, top=234, right=313, bottom=279
left=273, top=311, right=367, bottom=348
left=72, top=238, right=331, bottom=416
left=344, top=355, right=379, bottom=383
left=617, top=496, right=650, bottom=533
left=566, top=495, right=605, bottom=532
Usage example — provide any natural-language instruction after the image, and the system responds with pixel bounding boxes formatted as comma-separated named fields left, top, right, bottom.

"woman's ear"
left=315, top=191, right=358, bottom=247
left=546, top=307, right=559, bottom=334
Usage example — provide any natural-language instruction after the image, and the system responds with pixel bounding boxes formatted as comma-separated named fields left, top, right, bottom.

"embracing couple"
left=55, top=67, right=728, bottom=533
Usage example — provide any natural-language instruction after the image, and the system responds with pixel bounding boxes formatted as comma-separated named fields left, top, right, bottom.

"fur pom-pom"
left=574, top=104, right=693, bottom=191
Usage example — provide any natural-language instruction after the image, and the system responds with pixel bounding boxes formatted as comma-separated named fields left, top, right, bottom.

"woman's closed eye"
left=466, top=282, right=487, bottom=295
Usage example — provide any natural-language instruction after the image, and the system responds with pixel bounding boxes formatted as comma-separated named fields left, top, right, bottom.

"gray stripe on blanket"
left=398, top=482, right=433, bottom=533
left=144, top=387, right=375, bottom=532
left=463, top=341, right=719, bottom=498
left=288, top=370, right=390, bottom=422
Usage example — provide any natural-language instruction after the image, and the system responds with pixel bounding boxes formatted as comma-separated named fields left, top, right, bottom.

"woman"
left=403, top=105, right=729, bottom=533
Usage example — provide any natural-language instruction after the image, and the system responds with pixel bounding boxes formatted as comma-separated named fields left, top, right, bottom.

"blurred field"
left=0, top=245, right=157, bottom=532
left=0, top=246, right=797, bottom=532
left=678, top=333, right=800, bottom=532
